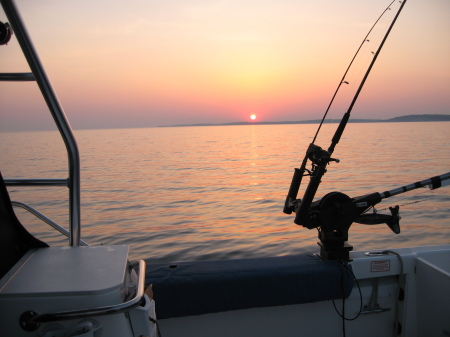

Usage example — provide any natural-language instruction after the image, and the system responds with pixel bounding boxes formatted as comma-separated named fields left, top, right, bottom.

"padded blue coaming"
left=146, top=254, right=354, bottom=319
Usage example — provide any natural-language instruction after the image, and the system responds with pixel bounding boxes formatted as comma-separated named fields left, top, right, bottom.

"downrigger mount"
left=283, top=144, right=449, bottom=261
left=283, top=142, right=403, bottom=261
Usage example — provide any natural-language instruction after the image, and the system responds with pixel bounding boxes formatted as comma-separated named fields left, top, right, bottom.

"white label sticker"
left=371, top=260, right=390, bottom=272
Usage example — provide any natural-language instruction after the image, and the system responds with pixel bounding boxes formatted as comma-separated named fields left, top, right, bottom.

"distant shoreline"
left=159, top=114, right=450, bottom=128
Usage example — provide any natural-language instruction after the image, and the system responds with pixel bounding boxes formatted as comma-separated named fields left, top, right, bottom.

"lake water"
left=1, top=122, right=449, bottom=262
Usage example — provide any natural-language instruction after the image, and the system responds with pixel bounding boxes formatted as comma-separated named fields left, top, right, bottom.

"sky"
left=1, top=0, right=449, bottom=131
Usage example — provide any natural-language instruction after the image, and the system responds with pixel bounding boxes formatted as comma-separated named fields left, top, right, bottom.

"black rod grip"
left=294, top=164, right=326, bottom=227
left=283, top=168, right=303, bottom=214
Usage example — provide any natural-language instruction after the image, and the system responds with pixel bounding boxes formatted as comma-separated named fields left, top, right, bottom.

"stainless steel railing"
left=1, top=0, right=81, bottom=246
left=20, top=260, right=146, bottom=328
left=11, top=201, right=89, bottom=246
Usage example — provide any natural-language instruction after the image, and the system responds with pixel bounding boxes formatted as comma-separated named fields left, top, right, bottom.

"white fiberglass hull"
left=154, top=245, right=450, bottom=337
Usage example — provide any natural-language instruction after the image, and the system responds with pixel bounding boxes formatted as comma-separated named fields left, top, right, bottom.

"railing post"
left=1, top=0, right=81, bottom=246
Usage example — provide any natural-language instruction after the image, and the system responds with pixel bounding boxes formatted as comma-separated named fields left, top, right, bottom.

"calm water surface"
left=1, top=122, right=449, bottom=262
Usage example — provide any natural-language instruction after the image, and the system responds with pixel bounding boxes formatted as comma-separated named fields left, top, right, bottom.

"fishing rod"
left=282, top=0, right=410, bottom=260
left=354, top=172, right=450, bottom=230
left=295, top=172, right=450, bottom=258
left=311, top=0, right=397, bottom=144
left=283, top=0, right=407, bottom=220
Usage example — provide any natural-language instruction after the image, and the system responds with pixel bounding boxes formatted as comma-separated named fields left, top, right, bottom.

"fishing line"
left=371, top=187, right=438, bottom=213
left=375, top=198, right=429, bottom=212
left=312, top=0, right=397, bottom=144
left=283, top=0, right=408, bottom=218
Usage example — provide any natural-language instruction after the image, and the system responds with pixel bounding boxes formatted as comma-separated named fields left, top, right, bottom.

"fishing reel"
left=0, top=21, right=13, bottom=45
left=283, top=143, right=338, bottom=218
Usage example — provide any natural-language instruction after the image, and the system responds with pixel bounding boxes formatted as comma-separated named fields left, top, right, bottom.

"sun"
left=250, top=114, right=257, bottom=120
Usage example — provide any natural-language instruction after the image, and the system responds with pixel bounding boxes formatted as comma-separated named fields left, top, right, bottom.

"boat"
left=1, top=0, right=449, bottom=336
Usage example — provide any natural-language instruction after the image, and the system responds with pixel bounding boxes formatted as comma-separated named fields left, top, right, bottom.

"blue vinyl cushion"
left=146, top=254, right=354, bottom=318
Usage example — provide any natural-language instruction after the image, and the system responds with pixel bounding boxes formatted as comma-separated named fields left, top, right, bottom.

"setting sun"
left=250, top=114, right=257, bottom=120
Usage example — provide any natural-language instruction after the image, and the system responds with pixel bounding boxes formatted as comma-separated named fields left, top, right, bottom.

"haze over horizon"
left=1, top=0, right=449, bottom=132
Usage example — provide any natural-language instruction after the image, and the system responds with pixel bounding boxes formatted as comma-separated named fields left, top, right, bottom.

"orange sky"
left=1, top=0, right=449, bottom=130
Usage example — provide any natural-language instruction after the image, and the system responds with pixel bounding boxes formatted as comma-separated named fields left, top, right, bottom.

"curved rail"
left=1, top=0, right=81, bottom=246
left=11, top=201, right=89, bottom=247
left=21, top=260, right=146, bottom=328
